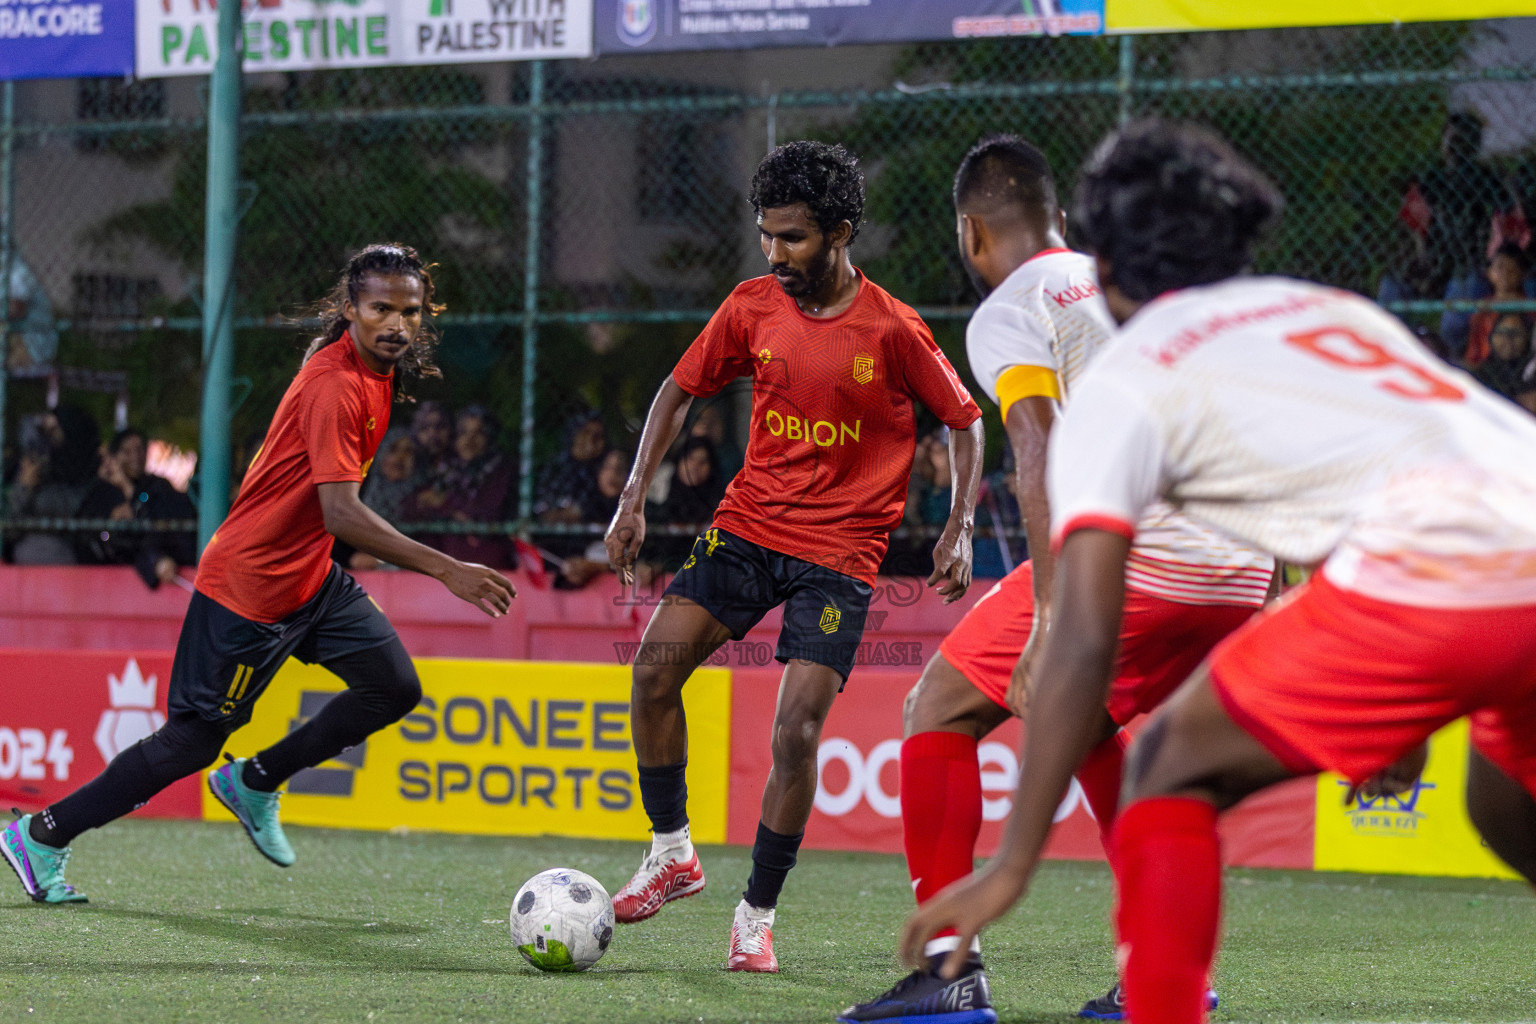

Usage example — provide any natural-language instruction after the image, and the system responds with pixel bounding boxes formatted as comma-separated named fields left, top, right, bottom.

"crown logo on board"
left=108, top=659, right=158, bottom=710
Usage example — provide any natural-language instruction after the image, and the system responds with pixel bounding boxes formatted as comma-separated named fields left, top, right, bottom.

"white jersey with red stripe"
left=1049, top=276, right=1536, bottom=610
left=966, top=248, right=1272, bottom=607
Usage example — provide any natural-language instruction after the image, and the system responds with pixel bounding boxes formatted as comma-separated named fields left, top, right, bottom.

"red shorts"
left=939, top=561, right=1258, bottom=726
left=1210, top=572, right=1536, bottom=793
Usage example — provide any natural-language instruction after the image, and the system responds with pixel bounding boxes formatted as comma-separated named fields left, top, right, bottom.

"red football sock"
left=1114, top=797, right=1222, bottom=1024
left=1075, top=730, right=1130, bottom=854
left=900, top=731, right=983, bottom=942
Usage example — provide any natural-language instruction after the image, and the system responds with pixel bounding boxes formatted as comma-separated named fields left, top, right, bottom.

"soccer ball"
left=509, top=868, right=616, bottom=972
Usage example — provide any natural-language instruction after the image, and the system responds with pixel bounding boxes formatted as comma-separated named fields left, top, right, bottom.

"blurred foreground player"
left=605, top=141, right=984, bottom=971
left=840, top=135, right=1270, bottom=1024
left=3, top=244, right=515, bottom=903
left=903, top=120, right=1536, bottom=1024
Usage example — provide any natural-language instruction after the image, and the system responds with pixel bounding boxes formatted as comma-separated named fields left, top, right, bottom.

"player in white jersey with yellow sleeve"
left=839, top=134, right=1271, bottom=1024
left=902, top=119, right=1536, bottom=1024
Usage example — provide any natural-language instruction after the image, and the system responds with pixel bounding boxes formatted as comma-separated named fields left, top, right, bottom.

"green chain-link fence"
left=4, top=20, right=1536, bottom=574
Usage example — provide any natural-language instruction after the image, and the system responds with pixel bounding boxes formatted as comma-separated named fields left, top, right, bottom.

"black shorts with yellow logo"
left=168, top=564, right=398, bottom=730
left=664, top=526, right=872, bottom=683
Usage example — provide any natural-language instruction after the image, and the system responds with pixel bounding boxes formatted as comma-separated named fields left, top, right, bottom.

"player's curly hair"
left=1074, top=119, right=1282, bottom=303
left=302, top=242, right=445, bottom=402
left=749, top=140, right=865, bottom=244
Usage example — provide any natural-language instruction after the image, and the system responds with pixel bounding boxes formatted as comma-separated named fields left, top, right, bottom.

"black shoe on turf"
left=836, top=956, right=998, bottom=1024
left=1078, top=981, right=1220, bottom=1020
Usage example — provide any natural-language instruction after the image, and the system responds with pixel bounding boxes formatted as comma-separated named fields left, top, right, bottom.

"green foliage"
left=837, top=23, right=1477, bottom=306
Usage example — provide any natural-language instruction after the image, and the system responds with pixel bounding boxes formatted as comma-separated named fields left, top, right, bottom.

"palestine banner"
left=138, top=0, right=593, bottom=79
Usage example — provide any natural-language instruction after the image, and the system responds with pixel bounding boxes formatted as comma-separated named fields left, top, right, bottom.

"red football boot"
left=726, top=899, right=779, bottom=973
left=613, top=847, right=706, bottom=924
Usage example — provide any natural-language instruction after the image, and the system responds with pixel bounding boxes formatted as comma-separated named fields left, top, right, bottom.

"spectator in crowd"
left=1470, top=310, right=1536, bottom=414
left=6, top=253, right=58, bottom=373
left=1466, top=243, right=1535, bottom=366
left=407, top=404, right=516, bottom=568
left=914, top=426, right=954, bottom=527
left=78, top=427, right=197, bottom=587
left=408, top=400, right=452, bottom=490
left=6, top=405, right=99, bottom=564
left=534, top=410, right=608, bottom=524
left=361, top=428, right=419, bottom=527
left=336, top=427, right=418, bottom=571
left=556, top=449, right=652, bottom=589
left=688, top=403, right=743, bottom=485
left=1379, top=111, right=1512, bottom=355
left=972, top=448, right=1025, bottom=579
left=655, top=437, right=725, bottom=527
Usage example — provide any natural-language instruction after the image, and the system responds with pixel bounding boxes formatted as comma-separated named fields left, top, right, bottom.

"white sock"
left=737, top=898, right=775, bottom=925
left=650, top=825, right=693, bottom=860
left=923, top=934, right=981, bottom=959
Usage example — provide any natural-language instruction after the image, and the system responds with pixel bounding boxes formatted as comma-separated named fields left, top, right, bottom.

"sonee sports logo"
left=818, top=606, right=841, bottom=634
left=852, top=355, right=874, bottom=384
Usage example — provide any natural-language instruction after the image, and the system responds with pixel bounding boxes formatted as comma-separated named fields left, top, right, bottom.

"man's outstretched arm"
left=318, top=481, right=515, bottom=617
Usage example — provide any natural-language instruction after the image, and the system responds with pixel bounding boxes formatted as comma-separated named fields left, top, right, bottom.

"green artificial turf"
left=0, top=819, right=1531, bottom=1022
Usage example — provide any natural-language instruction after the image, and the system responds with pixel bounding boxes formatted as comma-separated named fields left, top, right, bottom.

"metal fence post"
left=0, top=81, right=13, bottom=541
left=198, top=0, right=242, bottom=552
left=517, top=60, right=545, bottom=522
left=1117, top=34, right=1136, bottom=126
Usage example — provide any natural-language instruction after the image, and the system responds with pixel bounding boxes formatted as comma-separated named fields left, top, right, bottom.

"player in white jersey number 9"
left=901, top=120, right=1536, bottom=1024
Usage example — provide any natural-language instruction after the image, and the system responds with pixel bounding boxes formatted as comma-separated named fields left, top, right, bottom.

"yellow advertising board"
left=1107, top=0, right=1536, bottom=32
left=206, top=658, right=730, bottom=844
left=1313, top=718, right=1517, bottom=880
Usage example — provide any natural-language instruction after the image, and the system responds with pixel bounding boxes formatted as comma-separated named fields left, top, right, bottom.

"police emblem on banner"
left=619, top=0, right=656, bottom=46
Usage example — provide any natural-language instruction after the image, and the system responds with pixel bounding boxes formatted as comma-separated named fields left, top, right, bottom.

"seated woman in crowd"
left=339, top=427, right=418, bottom=570
left=555, top=448, right=648, bottom=588
left=406, top=404, right=517, bottom=569
left=534, top=410, right=609, bottom=525
left=1465, top=243, right=1536, bottom=370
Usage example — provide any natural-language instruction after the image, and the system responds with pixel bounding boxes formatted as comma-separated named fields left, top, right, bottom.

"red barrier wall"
left=0, top=568, right=1311, bottom=868
left=727, top=666, right=1315, bottom=870
left=0, top=566, right=982, bottom=666
left=0, top=649, right=200, bottom=817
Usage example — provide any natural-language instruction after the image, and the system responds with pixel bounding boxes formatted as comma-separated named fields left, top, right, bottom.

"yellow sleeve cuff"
left=995, top=364, right=1061, bottom=421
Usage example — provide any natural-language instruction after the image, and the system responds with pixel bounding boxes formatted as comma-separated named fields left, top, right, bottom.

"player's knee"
left=770, top=709, right=824, bottom=768
left=631, top=659, right=684, bottom=706
left=380, top=668, right=422, bottom=723
left=901, top=682, right=923, bottom=733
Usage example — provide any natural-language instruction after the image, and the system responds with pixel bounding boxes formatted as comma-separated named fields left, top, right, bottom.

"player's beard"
left=774, top=241, right=837, bottom=300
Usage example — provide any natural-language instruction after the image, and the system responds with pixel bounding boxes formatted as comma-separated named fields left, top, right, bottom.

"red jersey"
left=196, top=335, right=393, bottom=623
left=672, top=273, right=981, bottom=584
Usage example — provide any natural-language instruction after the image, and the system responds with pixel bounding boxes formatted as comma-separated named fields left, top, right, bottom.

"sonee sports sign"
left=213, top=656, right=730, bottom=842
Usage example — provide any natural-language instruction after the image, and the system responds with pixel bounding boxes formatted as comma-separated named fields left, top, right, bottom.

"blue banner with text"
left=1, top=0, right=135, bottom=81
left=595, top=0, right=1104, bottom=54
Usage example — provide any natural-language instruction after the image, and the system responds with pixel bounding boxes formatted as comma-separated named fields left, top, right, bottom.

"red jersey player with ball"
left=605, top=141, right=984, bottom=972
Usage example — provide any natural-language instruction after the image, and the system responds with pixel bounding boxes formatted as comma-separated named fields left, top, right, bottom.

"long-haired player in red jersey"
left=604, top=141, right=985, bottom=972
left=3, top=244, right=515, bottom=904
left=903, top=120, right=1536, bottom=1023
